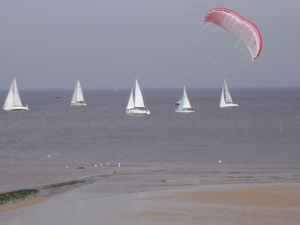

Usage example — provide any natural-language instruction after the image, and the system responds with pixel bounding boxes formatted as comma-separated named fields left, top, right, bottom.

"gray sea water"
left=0, top=88, right=300, bottom=193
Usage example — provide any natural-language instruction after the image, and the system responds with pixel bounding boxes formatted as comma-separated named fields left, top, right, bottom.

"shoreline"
left=0, top=198, right=48, bottom=214
left=1, top=174, right=299, bottom=217
left=0, top=173, right=111, bottom=214
left=0, top=169, right=299, bottom=224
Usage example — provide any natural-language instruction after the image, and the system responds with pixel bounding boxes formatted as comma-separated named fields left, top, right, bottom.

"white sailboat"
left=175, top=85, right=195, bottom=113
left=220, top=79, right=238, bottom=108
left=70, top=80, right=87, bottom=106
left=3, top=77, right=29, bottom=111
left=175, top=97, right=181, bottom=105
left=126, top=79, right=150, bottom=115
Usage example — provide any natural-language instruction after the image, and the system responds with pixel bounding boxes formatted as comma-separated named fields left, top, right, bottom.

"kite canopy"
left=204, top=8, right=262, bottom=61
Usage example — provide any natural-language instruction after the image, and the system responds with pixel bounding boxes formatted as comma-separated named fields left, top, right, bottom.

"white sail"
left=175, top=85, right=195, bottom=113
left=126, top=79, right=150, bottom=115
left=134, top=80, right=145, bottom=108
left=220, top=79, right=238, bottom=108
left=220, top=83, right=226, bottom=106
left=182, top=85, right=192, bottom=109
left=3, top=77, right=28, bottom=111
left=224, top=80, right=233, bottom=103
left=71, top=80, right=86, bottom=106
left=126, top=86, right=134, bottom=109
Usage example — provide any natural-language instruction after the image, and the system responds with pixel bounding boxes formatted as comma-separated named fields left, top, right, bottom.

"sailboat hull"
left=220, top=103, right=239, bottom=108
left=70, top=102, right=87, bottom=106
left=126, top=108, right=150, bottom=115
left=3, top=106, right=29, bottom=111
left=175, top=109, right=195, bottom=113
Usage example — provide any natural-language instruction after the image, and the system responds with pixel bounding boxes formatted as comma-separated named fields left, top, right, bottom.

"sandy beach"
left=0, top=198, right=48, bottom=214
left=133, top=183, right=300, bottom=224
left=1, top=179, right=299, bottom=225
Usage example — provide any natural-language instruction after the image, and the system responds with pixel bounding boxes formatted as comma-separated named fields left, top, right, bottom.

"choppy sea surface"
left=0, top=88, right=300, bottom=193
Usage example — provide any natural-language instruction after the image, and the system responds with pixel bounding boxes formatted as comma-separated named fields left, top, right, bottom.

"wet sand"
left=1, top=182, right=299, bottom=225
left=130, top=183, right=300, bottom=224
left=0, top=198, right=48, bottom=214
left=144, top=183, right=300, bottom=207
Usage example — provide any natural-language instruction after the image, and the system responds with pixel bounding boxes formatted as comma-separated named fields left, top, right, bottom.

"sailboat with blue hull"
left=175, top=85, right=195, bottom=113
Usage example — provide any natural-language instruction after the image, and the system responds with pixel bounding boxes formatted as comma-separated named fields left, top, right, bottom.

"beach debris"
left=99, top=163, right=102, bottom=166
left=48, top=155, right=51, bottom=158
left=106, top=162, right=110, bottom=165
left=10, top=162, right=12, bottom=165
left=77, top=166, right=85, bottom=169
left=95, top=164, right=97, bottom=167
left=118, top=163, right=121, bottom=168
left=66, top=166, right=68, bottom=168
left=218, top=160, right=222, bottom=163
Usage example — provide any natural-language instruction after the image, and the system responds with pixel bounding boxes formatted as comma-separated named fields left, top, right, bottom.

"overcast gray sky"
left=1, top=0, right=299, bottom=90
